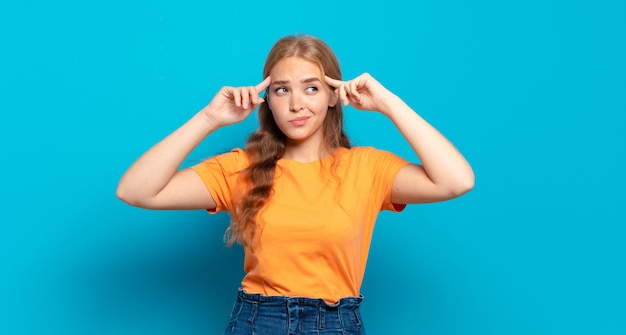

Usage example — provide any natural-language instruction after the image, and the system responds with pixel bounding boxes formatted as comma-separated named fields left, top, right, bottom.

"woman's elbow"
left=451, top=173, right=475, bottom=197
left=116, top=185, right=146, bottom=208
left=116, top=186, right=132, bottom=205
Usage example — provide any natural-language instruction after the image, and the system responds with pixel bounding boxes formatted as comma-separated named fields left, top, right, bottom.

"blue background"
left=1, top=0, right=624, bottom=334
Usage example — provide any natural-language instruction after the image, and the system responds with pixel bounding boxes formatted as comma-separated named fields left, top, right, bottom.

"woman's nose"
left=289, top=94, right=304, bottom=112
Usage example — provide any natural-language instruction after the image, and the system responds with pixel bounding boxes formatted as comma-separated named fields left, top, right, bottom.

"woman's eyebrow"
left=302, top=77, right=321, bottom=84
left=271, top=80, right=289, bottom=86
left=271, top=77, right=321, bottom=86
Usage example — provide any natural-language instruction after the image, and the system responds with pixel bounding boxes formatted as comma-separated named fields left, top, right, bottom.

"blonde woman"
left=117, top=35, right=474, bottom=335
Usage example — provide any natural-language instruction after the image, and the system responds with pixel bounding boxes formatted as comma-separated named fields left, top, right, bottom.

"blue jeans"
left=222, top=290, right=366, bottom=335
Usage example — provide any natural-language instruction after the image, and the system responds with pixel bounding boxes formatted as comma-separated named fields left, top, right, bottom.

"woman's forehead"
left=270, top=57, right=323, bottom=81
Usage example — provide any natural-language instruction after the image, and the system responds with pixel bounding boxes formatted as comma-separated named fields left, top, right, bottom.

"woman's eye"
left=306, top=86, right=319, bottom=93
left=274, top=87, right=288, bottom=95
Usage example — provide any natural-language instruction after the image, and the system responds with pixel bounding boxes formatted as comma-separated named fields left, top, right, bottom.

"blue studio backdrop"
left=1, top=0, right=624, bottom=334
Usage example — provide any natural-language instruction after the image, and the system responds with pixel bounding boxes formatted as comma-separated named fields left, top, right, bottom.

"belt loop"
left=247, top=301, right=258, bottom=324
left=352, top=305, right=362, bottom=328
left=318, top=304, right=325, bottom=330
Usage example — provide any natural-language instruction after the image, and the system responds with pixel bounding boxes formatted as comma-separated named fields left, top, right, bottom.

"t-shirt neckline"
left=278, top=147, right=347, bottom=165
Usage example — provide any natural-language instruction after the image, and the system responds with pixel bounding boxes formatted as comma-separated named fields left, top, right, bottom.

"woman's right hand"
left=201, top=76, right=271, bottom=127
left=117, top=76, right=272, bottom=210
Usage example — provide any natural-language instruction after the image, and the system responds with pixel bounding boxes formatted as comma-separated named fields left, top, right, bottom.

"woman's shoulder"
left=193, top=148, right=250, bottom=171
left=339, top=146, right=408, bottom=170
left=213, top=148, right=249, bottom=160
left=341, top=145, right=395, bottom=159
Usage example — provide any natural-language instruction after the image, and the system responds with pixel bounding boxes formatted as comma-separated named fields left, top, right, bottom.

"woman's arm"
left=325, top=74, right=474, bottom=204
left=116, top=77, right=271, bottom=209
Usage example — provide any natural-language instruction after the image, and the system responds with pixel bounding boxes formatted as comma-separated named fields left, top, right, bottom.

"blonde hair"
left=225, top=35, right=351, bottom=247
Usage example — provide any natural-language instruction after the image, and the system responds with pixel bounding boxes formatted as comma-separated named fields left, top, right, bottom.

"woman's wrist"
left=194, top=109, right=223, bottom=134
left=377, top=93, right=408, bottom=119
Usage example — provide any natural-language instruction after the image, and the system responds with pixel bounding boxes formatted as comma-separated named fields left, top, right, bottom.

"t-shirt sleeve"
left=361, top=146, right=411, bottom=212
left=189, top=148, right=249, bottom=214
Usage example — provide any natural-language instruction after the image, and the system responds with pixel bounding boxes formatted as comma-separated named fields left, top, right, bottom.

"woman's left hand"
left=325, top=73, right=396, bottom=113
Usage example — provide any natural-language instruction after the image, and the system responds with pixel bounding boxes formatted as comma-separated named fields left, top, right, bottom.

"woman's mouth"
left=289, top=116, right=310, bottom=127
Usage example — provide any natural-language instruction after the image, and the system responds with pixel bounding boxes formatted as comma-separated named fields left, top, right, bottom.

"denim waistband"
left=237, top=289, right=363, bottom=308
left=224, top=290, right=366, bottom=334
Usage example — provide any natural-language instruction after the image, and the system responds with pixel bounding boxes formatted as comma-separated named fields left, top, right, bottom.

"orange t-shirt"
left=191, top=146, right=409, bottom=303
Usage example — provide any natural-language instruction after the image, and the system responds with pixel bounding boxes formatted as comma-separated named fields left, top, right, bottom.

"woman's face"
left=268, top=57, right=337, bottom=148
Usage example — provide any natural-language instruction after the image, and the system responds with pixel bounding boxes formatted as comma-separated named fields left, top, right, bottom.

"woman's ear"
left=329, top=90, right=338, bottom=107
left=264, top=89, right=271, bottom=108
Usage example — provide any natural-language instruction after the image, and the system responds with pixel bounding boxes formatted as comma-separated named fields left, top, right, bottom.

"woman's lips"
left=289, top=116, right=309, bottom=126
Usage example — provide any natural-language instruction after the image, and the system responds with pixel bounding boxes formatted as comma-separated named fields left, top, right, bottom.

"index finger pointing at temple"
left=324, top=75, right=343, bottom=89
left=255, top=76, right=271, bottom=93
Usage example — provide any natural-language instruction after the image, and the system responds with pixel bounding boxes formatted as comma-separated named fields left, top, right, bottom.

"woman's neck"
left=282, top=140, right=333, bottom=163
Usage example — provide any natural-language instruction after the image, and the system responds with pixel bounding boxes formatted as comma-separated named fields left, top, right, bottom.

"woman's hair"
left=224, top=35, right=351, bottom=247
